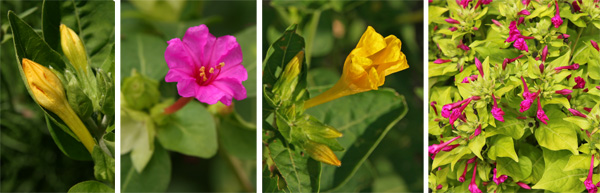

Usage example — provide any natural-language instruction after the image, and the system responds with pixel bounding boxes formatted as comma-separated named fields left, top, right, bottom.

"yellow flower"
left=60, top=24, right=88, bottom=73
left=23, top=58, right=96, bottom=153
left=304, top=26, right=409, bottom=109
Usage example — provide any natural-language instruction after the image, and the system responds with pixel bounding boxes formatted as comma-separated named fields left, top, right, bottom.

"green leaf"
left=519, top=143, right=544, bottom=184
left=563, top=154, right=598, bottom=172
left=219, top=113, right=256, bottom=160
left=265, top=135, right=316, bottom=192
left=263, top=24, right=308, bottom=95
left=486, top=113, right=529, bottom=140
left=68, top=180, right=114, bottom=193
left=121, top=34, right=168, bottom=81
left=45, top=114, right=91, bottom=160
left=468, top=133, right=486, bottom=160
left=496, top=156, right=532, bottom=182
left=563, top=116, right=592, bottom=131
left=429, top=6, right=448, bottom=24
left=531, top=149, right=586, bottom=192
left=121, top=142, right=171, bottom=192
left=157, top=101, right=217, bottom=158
left=41, top=0, right=61, bottom=51
left=487, top=135, right=518, bottom=162
left=72, top=1, right=115, bottom=66
left=120, top=108, right=155, bottom=172
left=92, top=146, right=115, bottom=184
left=534, top=108, right=579, bottom=155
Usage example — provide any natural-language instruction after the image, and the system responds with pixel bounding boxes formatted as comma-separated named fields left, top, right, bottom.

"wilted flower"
left=491, top=93, right=505, bottom=122
left=502, top=55, right=524, bottom=70
left=304, top=26, right=409, bottom=109
left=458, top=0, right=472, bottom=8
left=304, top=140, right=341, bottom=166
left=573, top=0, right=582, bottom=12
left=165, top=24, right=247, bottom=106
left=520, top=76, right=538, bottom=112
left=22, top=58, right=95, bottom=153
left=461, top=75, right=479, bottom=83
left=506, top=21, right=521, bottom=42
left=551, top=0, right=563, bottom=28
left=457, top=42, right=470, bottom=51
left=557, top=34, right=570, bottom=39
left=569, top=108, right=588, bottom=118
left=517, top=17, right=525, bottom=25
left=573, top=76, right=586, bottom=89
left=537, top=98, right=549, bottom=125
left=431, top=101, right=439, bottom=116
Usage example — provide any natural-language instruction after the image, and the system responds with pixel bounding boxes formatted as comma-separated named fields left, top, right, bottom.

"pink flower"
left=442, top=101, right=465, bottom=118
left=537, top=98, right=549, bottom=125
left=446, top=18, right=461, bottom=24
left=459, top=163, right=468, bottom=182
left=475, top=0, right=492, bottom=9
left=462, top=75, right=479, bottom=83
left=442, top=144, right=460, bottom=151
left=555, top=63, right=580, bottom=71
left=517, top=17, right=525, bottom=25
left=502, top=55, right=524, bottom=70
left=585, top=155, right=597, bottom=193
left=458, top=42, right=470, bottom=51
left=469, top=162, right=482, bottom=193
left=429, top=136, right=462, bottom=159
left=555, top=89, right=573, bottom=95
left=473, top=27, right=479, bottom=30
left=475, top=57, right=484, bottom=76
left=552, top=0, right=563, bottom=28
left=520, top=76, right=538, bottom=112
left=520, top=98, right=534, bottom=112
left=541, top=45, right=549, bottom=62
left=597, top=86, right=600, bottom=90
left=592, top=40, right=600, bottom=52
left=569, top=108, right=588, bottom=118
left=470, top=125, right=482, bottom=139
left=585, top=107, right=592, bottom=112
left=506, top=21, right=521, bottom=42
left=514, top=38, right=529, bottom=52
left=449, top=27, right=458, bottom=31
left=492, top=19, right=503, bottom=27
left=518, top=9, right=531, bottom=16
left=431, top=101, right=438, bottom=116
left=574, top=76, right=586, bottom=89
left=557, top=34, right=570, bottom=39
left=165, top=25, right=247, bottom=106
left=434, top=58, right=452, bottom=64
left=491, top=93, right=505, bottom=122
left=522, top=0, right=530, bottom=6
left=493, top=168, right=508, bottom=185
left=516, top=182, right=531, bottom=189
left=539, top=62, right=545, bottom=73
left=449, top=99, right=472, bottom=125
left=458, top=0, right=472, bottom=8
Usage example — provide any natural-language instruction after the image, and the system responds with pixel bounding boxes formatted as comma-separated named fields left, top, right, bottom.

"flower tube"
left=304, top=26, right=409, bottom=109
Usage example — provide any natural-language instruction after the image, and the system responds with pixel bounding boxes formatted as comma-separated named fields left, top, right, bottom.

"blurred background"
left=263, top=0, right=424, bottom=192
left=0, top=1, right=96, bottom=192
left=121, top=0, right=256, bottom=192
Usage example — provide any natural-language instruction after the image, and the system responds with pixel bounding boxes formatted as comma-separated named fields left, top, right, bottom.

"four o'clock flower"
left=557, top=34, right=570, bottom=39
left=165, top=24, right=247, bottom=106
left=518, top=9, right=531, bottom=16
left=461, top=75, right=479, bottom=83
left=492, top=19, right=503, bottom=27
left=431, top=101, right=439, bottom=116
left=457, top=42, right=470, bottom=51
left=475, top=57, right=483, bottom=77
left=493, top=168, right=508, bottom=185
left=517, top=17, right=525, bottom=25
left=551, top=0, right=563, bottom=28
left=503, top=55, right=524, bottom=70
left=475, top=0, right=492, bottom=9
left=573, top=76, right=586, bottom=89
left=468, top=162, right=482, bottom=193
left=555, top=63, right=579, bottom=72
left=585, top=155, right=597, bottom=193
left=555, top=89, right=573, bottom=95
left=516, top=182, right=531, bottom=189
left=573, top=0, right=582, bottom=12
left=569, top=108, right=588, bottom=118
left=429, top=136, right=462, bottom=159
left=458, top=0, right=472, bottom=8
left=541, top=45, right=549, bottom=62
left=514, top=38, right=529, bottom=52
left=459, top=157, right=477, bottom=182
left=520, top=77, right=538, bottom=112
left=446, top=18, right=461, bottom=24
left=449, top=27, right=458, bottom=31
left=470, top=125, right=482, bottom=139
left=537, top=98, right=549, bottom=125
left=522, top=0, right=530, bottom=6
left=491, top=93, right=505, bottom=122
left=592, top=40, right=600, bottom=52
left=506, top=21, right=521, bottom=42
left=434, top=58, right=452, bottom=64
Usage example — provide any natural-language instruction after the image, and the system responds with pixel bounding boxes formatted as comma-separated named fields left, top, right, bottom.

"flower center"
left=196, top=62, right=225, bottom=86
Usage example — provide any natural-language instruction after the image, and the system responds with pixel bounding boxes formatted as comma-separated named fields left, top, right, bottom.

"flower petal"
left=182, top=24, right=216, bottom=68
left=353, top=26, right=386, bottom=57
left=175, top=78, right=198, bottom=98
left=212, top=35, right=243, bottom=68
left=165, top=38, right=196, bottom=82
left=212, top=77, right=247, bottom=103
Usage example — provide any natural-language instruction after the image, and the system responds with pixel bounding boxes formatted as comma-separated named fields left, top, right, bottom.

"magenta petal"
left=182, top=25, right=215, bottom=68
left=175, top=78, right=198, bottom=98
left=210, top=35, right=243, bottom=68
left=165, top=38, right=197, bottom=82
left=212, top=77, right=247, bottom=103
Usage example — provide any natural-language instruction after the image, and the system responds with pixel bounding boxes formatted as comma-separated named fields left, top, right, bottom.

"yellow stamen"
left=218, top=62, right=225, bottom=69
left=200, top=66, right=205, bottom=72
left=209, top=67, right=214, bottom=74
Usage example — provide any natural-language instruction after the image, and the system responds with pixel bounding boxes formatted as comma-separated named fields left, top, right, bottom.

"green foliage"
left=119, top=1, right=256, bottom=192
left=428, top=0, right=600, bottom=192
left=3, top=0, right=115, bottom=192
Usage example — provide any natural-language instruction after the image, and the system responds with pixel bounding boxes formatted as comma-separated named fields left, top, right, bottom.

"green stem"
left=569, top=25, right=585, bottom=63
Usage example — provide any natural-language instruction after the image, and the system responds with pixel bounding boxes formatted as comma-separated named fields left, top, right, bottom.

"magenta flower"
left=516, top=182, right=531, bottom=189
left=574, top=76, right=586, bottom=89
left=520, top=77, right=538, bottom=112
left=541, top=45, right=549, bottom=62
left=434, top=58, right=452, bottom=64
left=429, top=136, right=461, bottom=159
left=552, top=0, right=563, bottom=28
left=468, top=162, right=482, bottom=193
left=474, top=0, right=492, bottom=9
left=470, top=125, right=481, bottom=139
left=491, top=94, right=505, bottom=122
left=458, top=0, right=472, bottom=8
left=461, top=75, right=479, bottom=83
left=522, top=0, right=530, bottom=6
left=449, top=27, right=458, bottom=31
left=557, top=34, right=570, bottom=39
left=539, top=62, right=545, bottom=73
left=475, top=57, right=483, bottom=76
left=569, top=108, right=588, bottom=118
left=517, top=17, right=525, bottom=25
left=449, top=99, right=472, bottom=125
left=555, top=89, right=573, bottom=95
left=457, top=42, right=470, bottom=51
left=585, top=155, right=597, bottom=193
left=502, top=55, right=524, bottom=70
left=537, top=98, right=549, bottom=125
left=431, top=101, right=439, bottom=116
left=493, top=168, right=508, bottom=185
left=165, top=25, right=247, bottom=106
left=518, top=9, right=531, bottom=16
left=555, top=63, right=579, bottom=72
left=436, top=184, right=442, bottom=190
left=459, top=163, right=468, bottom=182
left=514, top=38, right=529, bottom=52
left=597, top=86, right=600, bottom=90
left=585, top=107, right=593, bottom=112
left=492, top=19, right=503, bottom=27
left=442, top=101, right=465, bottom=118
left=506, top=21, right=521, bottom=42
left=446, top=18, right=461, bottom=24
left=592, top=40, right=600, bottom=52
left=442, top=144, right=460, bottom=151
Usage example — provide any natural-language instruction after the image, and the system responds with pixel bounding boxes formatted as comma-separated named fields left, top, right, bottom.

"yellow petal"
left=353, top=26, right=386, bottom=57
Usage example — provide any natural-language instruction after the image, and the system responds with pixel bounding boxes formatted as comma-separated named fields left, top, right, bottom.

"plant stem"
left=569, top=25, right=584, bottom=63
left=163, top=97, right=193, bottom=115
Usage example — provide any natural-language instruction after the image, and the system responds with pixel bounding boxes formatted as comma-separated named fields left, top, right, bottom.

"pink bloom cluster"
left=428, top=136, right=461, bottom=159
left=551, top=0, right=563, bottom=28
left=520, top=77, right=549, bottom=124
left=505, top=21, right=533, bottom=52
left=442, top=96, right=480, bottom=126
left=491, top=93, right=505, bottom=122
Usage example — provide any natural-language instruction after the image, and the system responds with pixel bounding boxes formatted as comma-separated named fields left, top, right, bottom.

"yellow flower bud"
left=304, top=26, right=409, bottom=109
left=22, top=58, right=96, bottom=153
left=60, top=24, right=88, bottom=73
left=303, top=140, right=341, bottom=167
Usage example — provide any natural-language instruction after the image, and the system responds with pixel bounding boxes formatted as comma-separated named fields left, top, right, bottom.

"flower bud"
left=272, top=51, right=304, bottom=103
left=22, top=58, right=96, bottom=153
left=60, top=24, right=89, bottom=73
left=303, top=140, right=341, bottom=166
left=122, top=71, right=161, bottom=110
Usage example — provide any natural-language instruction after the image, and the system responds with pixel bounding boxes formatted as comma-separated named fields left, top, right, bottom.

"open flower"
left=164, top=25, right=247, bottom=106
left=573, top=76, right=586, bottom=89
left=304, top=26, right=409, bottom=109
left=22, top=58, right=96, bottom=153
left=491, top=93, right=505, bottom=122
left=493, top=168, right=508, bottom=185
left=551, top=0, right=563, bottom=28
left=469, top=162, right=482, bottom=193
left=520, top=77, right=538, bottom=112
left=537, top=98, right=549, bottom=125
left=585, top=155, right=597, bottom=193
left=514, top=38, right=529, bottom=52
